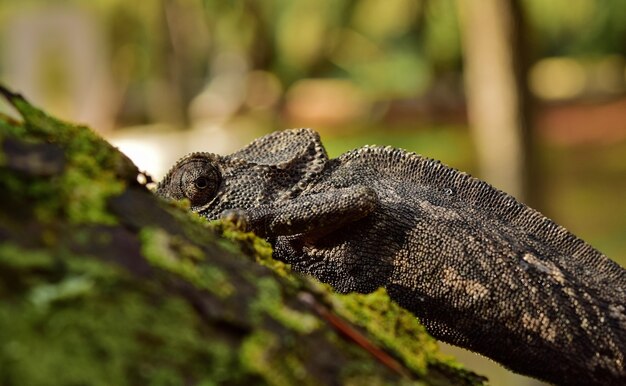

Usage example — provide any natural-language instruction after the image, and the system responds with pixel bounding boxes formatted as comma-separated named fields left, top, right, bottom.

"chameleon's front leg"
left=222, top=186, right=378, bottom=238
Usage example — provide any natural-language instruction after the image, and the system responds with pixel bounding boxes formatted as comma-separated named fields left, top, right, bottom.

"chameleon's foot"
left=221, top=209, right=249, bottom=231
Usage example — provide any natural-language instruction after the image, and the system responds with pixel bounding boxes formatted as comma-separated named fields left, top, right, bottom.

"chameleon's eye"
left=194, top=176, right=209, bottom=190
left=174, top=159, right=221, bottom=207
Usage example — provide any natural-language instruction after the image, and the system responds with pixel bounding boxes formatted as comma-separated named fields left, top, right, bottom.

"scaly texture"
left=157, top=128, right=626, bottom=385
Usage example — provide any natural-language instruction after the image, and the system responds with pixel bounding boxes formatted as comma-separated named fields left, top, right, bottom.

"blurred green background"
left=1, top=1, right=625, bottom=384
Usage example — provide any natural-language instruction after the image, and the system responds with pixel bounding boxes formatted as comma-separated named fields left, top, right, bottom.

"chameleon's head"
left=156, top=128, right=330, bottom=220
left=156, top=153, right=223, bottom=210
left=155, top=151, right=283, bottom=220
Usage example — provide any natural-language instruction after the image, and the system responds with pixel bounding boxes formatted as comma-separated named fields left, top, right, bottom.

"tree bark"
left=0, top=86, right=485, bottom=386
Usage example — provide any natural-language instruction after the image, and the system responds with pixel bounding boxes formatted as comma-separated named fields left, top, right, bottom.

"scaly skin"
left=157, top=128, right=626, bottom=385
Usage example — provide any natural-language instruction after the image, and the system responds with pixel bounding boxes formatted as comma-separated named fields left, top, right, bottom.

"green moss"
left=239, top=330, right=317, bottom=386
left=0, top=90, right=128, bottom=225
left=0, top=111, right=26, bottom=137
left=0, top=243, right=53, bottom=272
left=329, top=287, right=457, bottom=375
left=239, top=330, right=282, bottom=383
left=0, top=242, right=248, bottom=386
left=139, top=227, right=235, bottom=298
left=29, top=276, right=96, bottom=310
left=210, top=219, right=291, bottom=277
left=52, top=122, right=127, bottom=225
left=250, top=277, right=320, bottom=334
left=0, top=278, right=242, bottom=386
left=61, top=160, right=124, bottom=225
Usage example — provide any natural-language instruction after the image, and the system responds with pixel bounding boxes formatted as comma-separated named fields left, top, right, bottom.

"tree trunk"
left=457, top=0, right=533, bottom=203
left=0, top=86, right=485, bottom=386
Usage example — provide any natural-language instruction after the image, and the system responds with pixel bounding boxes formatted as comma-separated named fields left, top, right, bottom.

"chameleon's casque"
left=157, top=128, right=626, bottom=385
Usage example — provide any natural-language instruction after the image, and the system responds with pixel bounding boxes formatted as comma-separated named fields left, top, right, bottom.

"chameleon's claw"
left=221, top=209, right=249, bottom=231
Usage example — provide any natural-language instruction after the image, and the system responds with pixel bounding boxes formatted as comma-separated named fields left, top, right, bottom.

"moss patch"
left=0, top=243, right=247, bottom=386
left=210, top=219, right=291, bottom=277
left=330, top=287, right=455, bottom=375
left=0, top=88, right=129, bottom=225
left=250, top=277, right=320, bottom=334
left=140, top=227, right=235, bottom=298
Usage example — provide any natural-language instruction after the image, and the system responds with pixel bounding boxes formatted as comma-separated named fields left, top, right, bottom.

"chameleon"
left=156, top=128, right=626, bottom=385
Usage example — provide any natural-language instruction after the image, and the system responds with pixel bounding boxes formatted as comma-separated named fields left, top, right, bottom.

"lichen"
left=29, top=276, right=96, bottom=310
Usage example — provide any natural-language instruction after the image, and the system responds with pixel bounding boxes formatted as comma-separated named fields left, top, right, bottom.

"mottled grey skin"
left=156, top=128, right=626, bottom=385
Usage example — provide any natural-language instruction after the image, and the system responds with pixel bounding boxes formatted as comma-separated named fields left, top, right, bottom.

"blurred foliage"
left=525, top=0, right=626, bottom=56
left=1, top=0, right=625, bottom=126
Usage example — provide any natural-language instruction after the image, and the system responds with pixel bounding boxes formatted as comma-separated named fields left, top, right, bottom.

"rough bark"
left=0, top=86, right=485, bottom=386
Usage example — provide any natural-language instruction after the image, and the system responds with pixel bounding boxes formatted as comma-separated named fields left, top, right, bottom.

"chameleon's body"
left=156, top=128, right=626, bottom=385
